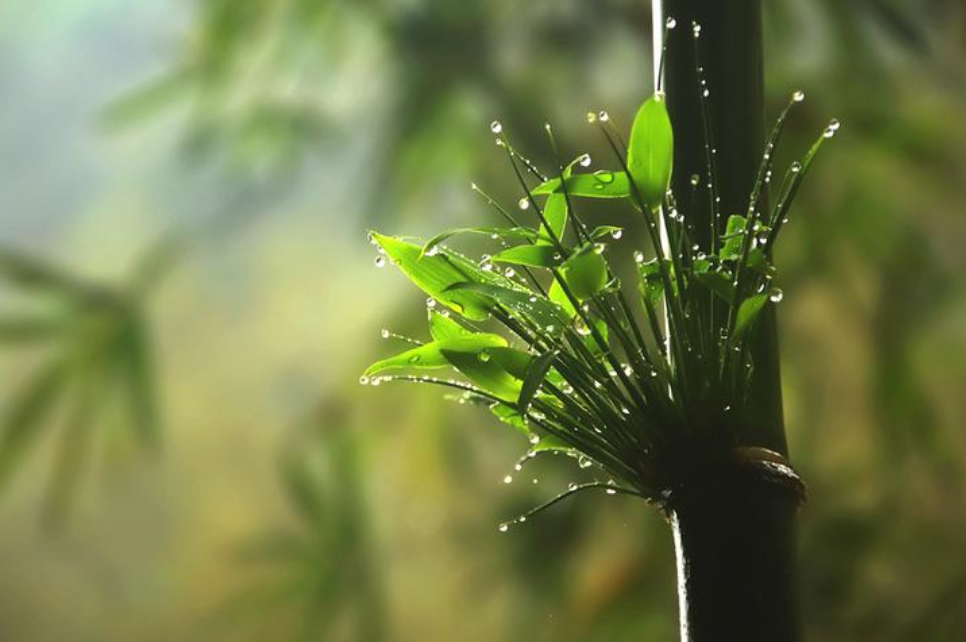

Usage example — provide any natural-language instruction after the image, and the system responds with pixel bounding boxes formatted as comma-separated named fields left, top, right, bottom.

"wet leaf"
left=440, top=347, right=525, bottom=402
left=532, top=171, right=632, bottom=199
left=518, top=349, right=558, bottom=414
left=444, top=282, right=570, bottom=336
left=733, top=293, right=770, bottom=340
left=428, top=310, right=471, bottom=341
left=627, top=94, right=674, bottom=210
left=560, top=246, right=608, bottom=301
left=364, top=334, right=508, bottom=377
left=370, top=233, right=495, bottom=321
left=491, top=245, right=563, bottom=269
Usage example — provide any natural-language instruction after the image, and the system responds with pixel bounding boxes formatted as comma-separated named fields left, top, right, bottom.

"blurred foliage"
left=0, top=245, right=163, bottom=529
left=219, top=398, right=386, bottom=641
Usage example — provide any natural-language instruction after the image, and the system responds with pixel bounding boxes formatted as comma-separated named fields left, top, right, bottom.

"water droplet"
left=568, top=482, right=579, bottom=491
left=479, top=351, right=491, bottom=363
left=790, top=161, right=802, bottom=174
left=427, top=298, right=437, bottom=308
left=594, top=171, right=615, bottom=184
left=408, top=355, right=421, bottom=364
left=610, top=229, right=623, bottom=240
left=598, top=110, right=610, bottom=123
left=574, top=317, right=592, bottom=336
left=666, top=16, right=677, bottom=29
left=518, top=197, right=530, bottom=210
left=692, top=22, right=702, bottom=38
left=829, top=118, right=841, bottom=131
left=586, top=111, right=597, bottom=124
left=703, top=88, right=710, bottom=98
left=690, top=174, right=701, bottom=187
left=769, top=289, right=784, bottom=303
left=374, top=256, right=386, bottom=268
left=633, top=251, right=645, bottom=264
left=503, top=475, right=513, bottom=484
left=498, top=523, right=509, bottom=533
left=578, top=456, right=593, bottom=469
left=578, top=153, right=592, bottom=167
left=793, top=90, right=806, bottom=103
left=380, top=329, right=390, bottom=339
left=424, top=245, right=440, bottom=257
left=359, top=375, right=370, bottom=385
left=529, top=434, right=540, bottom=445
left=504, top=267, right=516, bottom=278
left=606, top=488, right=618, bottom=495
left=470, top=182, right=479, bottom=191
left=490, top=120, right=503, bottom=134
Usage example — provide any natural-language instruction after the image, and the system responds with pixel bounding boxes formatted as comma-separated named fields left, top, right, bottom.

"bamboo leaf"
left=428, top=310, right=471, bottom=341
left=370, top=233, right=495, bottom=321
left=693, top=270, right=737, bottom=305
left=444, top=282, right=570, bottom=336
left=532, top=171, right=631, bottom=199
left=733, top=293, right=770, bottom=340
left=440, top=348, right=524, bottom=402
left=720, top=215, right=748, bottom=261
left=627, top=94, right=674, bottom=210
left=364, top=334, right=508, bottom=377
left=518, top=349, right=558, bottom=414
left=637, top=259, right=664, bottom=308
left=491, top=245, right=563, bottom=269
left=560, top=246, right=608, bottom=301
left=421, top=226, right=543, bottom=257
left=0, top=360, right=69, bottom=496
left=115, top=313, right=162, bottom=452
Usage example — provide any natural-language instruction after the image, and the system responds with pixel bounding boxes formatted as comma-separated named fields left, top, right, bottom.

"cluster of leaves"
left=0, top=246, right=163, bottom=528
left=364, top=84, right=835, bottom=524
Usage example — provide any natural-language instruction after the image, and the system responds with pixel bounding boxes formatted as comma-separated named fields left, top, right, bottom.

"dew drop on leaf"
left=374, top=256, right=386, bottom=268
left=793, top=90, right=806, bottom=103
left=490, top=120, right=503, bottom=134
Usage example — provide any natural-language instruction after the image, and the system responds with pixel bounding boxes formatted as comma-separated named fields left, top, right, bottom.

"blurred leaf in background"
left=218, top=397, right=386, bottom=642
left=0, top=245, right=163, bottom=530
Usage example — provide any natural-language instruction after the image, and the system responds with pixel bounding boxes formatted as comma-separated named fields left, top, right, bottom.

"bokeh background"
left=1, top=0, right=965, bottom=640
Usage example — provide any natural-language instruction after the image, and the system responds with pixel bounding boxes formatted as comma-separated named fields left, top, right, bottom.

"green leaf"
left=532, top=171, right=631, bottom=199
left=733, top=293, right=770, bottom=340
left=720, top=215, right=748, bottom=261
left=440, top=348, right=525, bottom=402
left=746, top=247, right=776, bottom=277
left=627, top=94, right=674, bottom=210
left=0, top=360, right=69, bottom=495
left=548, top=278, right=576, bottom=318
left=491, top=245, right=563, bottom=269
left=370, top=233, right=494, bottom=321
left=421, top=227, right=543, bottom=257
left=428, top=311, right=471, bottom=341
left=364, top=334, right=508, bottom=377
left=588, top=226, right=623, bottom=242
left=637, top=259, right=664, bottom=309
left=518, top=350, right=558, bottom=414
left=540, top=193, right=568, bottom=243
left=489, top=403, right=531, bottom=436
left=114, top=313, right=162, bottom=451
left=445, top=282, right=570, bottom=336
left=560, top=246, right=608, bottom=301
left=693, top=269, right=736, bottom=305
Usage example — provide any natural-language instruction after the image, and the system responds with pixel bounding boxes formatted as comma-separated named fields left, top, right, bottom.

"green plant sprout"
left=363, top=24, right=837, bottom=532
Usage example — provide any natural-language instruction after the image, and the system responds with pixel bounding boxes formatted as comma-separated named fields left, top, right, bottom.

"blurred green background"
left=0, top=0, right=964, bottom=640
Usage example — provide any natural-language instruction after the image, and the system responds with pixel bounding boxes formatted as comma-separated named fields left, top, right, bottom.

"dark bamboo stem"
left=659, top=1, right=802, bottom=640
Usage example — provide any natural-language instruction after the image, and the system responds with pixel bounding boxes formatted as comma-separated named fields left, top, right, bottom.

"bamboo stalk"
left=657, top=1, right=803, bottom=639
